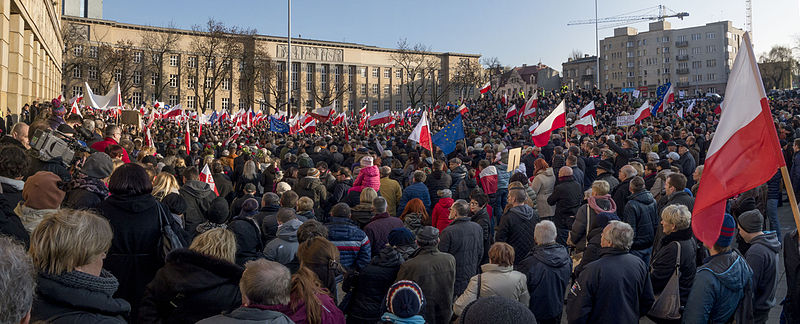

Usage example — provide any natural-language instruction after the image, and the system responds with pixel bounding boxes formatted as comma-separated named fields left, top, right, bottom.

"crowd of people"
left=0, top=86, right=798, bottom=324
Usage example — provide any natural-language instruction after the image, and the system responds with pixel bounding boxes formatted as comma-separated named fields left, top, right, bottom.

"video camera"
left=29, top=129, right=89, bottom=166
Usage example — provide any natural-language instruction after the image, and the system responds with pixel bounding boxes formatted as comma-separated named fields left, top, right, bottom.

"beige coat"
left=452, top=263, right=530, bottom=317
left=379, top=177, right=402, bottom=217
left=531, top=168, right=556, bottom=217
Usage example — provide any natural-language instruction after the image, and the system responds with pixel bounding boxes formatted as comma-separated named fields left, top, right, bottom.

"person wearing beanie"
left=295, top=167, right=327, bottom=213
left=387, top=227, right=417, bottom=260
left=48, top=98, right=67, bottom=130
left=458, top=296, right=537, bottom=324
left=63, top=152, right=113, bottom=211
left=379, top=280, right=426, bottom=324
left=684, top=213, right=754, bottom=323
left=737, top=210, right=781, bottom=323
left=16, top=171, right=65, bottom=233
left=196, top=196, right=230, bottom=234
left=228, top=198, right=266, bottom=266
left=396, top=226, right=456, bottom=324
left=349, top=155, right=381, bottom=194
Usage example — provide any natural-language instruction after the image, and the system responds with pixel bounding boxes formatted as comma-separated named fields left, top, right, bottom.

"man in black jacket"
left=612, top=164, right=637, bottom=220
left=179, top=167, right=217, bottom=235
left=518, top=220, right=571, bottom=324
left=738, top=210, right=781, bottom=323
left=497, top=188, right=539, bottom=265
left=439, top=199, right=484, bottom=297
left=547, top=167, right=583, bottom=246
left=623, top=176, right=657, bottom=264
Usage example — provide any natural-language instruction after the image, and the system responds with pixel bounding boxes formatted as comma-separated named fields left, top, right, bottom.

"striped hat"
left=385, top=280, right=425, bottom=318
left=716, top=213, right=736, bottom=248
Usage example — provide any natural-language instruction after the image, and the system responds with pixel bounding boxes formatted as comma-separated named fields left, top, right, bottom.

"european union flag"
left=651, top=82, right=671, bottom=116
left=432, top=114, right=465, bottom=155
left=269, top=117, right=289, bottom=133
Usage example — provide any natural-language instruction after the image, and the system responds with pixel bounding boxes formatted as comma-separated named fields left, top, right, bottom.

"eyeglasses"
left=469, top=201, right=479, bottom=206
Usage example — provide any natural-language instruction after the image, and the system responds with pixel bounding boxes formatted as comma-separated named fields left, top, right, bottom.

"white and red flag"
left=184, top=120, right=191, bottom=156
left=501, top=124, right=508, bottom=133
left=385, top=118, right=396, bottom=130
left=528, top=122, right=540, bottom=135
left=303, top=119, right=317, bottom=134
left=478, top=81, right=491, bottom=94
left=408, top=111, right=432, bottom=151
left=519, top=92, right=538, bottom=122
left=692, top=33, right=785, bottom=246
left=572, top=114, right=596, bottom=135
left=70, top=99, right=82, bottom=117
left=578, top=101, right=596, bottom=118
left=199, top=164, right=218, bottom=196
left=458, top=104, right=469, bottom=115
left=505, top=104, right=517, bottom=119
left=502, top=93, right=508, bottom=105
left=369, top=110, right=392, bottom=126
left=655, top=83, right=675, bottom=113
left=331, top=112, right=346, bottom=126
left=530, top=100, right=566, bottom=147
left=309, top=105, right=335, bottom=122
left=359, top=103, right=367, bottom=115
left=633, top=100, right=651, bottom=124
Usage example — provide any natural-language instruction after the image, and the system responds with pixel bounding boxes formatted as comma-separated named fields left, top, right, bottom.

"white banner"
left=616, top=115, right=636, bottom=127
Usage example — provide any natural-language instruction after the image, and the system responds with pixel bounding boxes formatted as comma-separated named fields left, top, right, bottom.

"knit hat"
left=307, top=168, right=320, bottom=178
left=738, top=210, right=764, bottom=233
left=83, top=152, right=114, bottom=179
left=244, top=183, right=257, bottom=193
left=647, top=152, right=660, bottom=162
left=459, top=296, right=537, bottom=324
left=51, top=98, right=66, bottom=117
left=240, top=198, right=260, bottom=217
left=23, top=171, right=65, bottom=210
left=597, top=160, right=614, bottom=172
left=162, top=193, right=187, bottom=215
left=385, top=280, right=425, bottom=318
left=388, top=227, right=415, bottom=247
left=666, top=152, right=680, bottom=161
left=276, top=182, right=291, bottom=196
left=416, top=226, right=439, bottom=245
left=298, top=155, right=314, bottom=168
left=360, top=156, right=374, bottom=167
left=206, top=197, right=230, bottom=224
left=716, top=213, right=736, bottom=248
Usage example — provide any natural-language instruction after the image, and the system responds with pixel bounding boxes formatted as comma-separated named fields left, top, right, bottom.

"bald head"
left=558, top=166, right=573, bottom=177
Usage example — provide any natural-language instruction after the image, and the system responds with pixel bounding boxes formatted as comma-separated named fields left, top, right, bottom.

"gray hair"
left=262, top=192, right=280, bottom=206
left=240, top=259, right=291, bottom=305
left=372, top=197, right=388, bottom=213
left=82, top=119, right=96, bottom=132
left=242, top=160, right=257, bottom=180
left=535, top=220, right=557, bottom=245
left=603, top=221, right=634, bottom=251
left=438, top=189, right=452, bottom=198
left=621, top=165, right=638, bottom=178
left=103, top=124, right=120, bottom=138
left=452, top=199, right=470, bottom=218
left=661, top=204, right=692, bottom=230
left=0, top=236, right=36, bottom=323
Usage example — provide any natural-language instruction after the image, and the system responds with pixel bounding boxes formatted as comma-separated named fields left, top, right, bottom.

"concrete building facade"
left=562, top=55, right=598, bottom=90
left=493, top=63, right=561, bottom=98
left=600, top=20, right=744, bottom=97
left=61, top=16, right=481, bottom=114
left=0, top=0, right=64, bottom=114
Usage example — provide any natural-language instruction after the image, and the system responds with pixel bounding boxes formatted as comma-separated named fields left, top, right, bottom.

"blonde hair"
left=591, top=180, right=610, bottom=196
left=297, top=197, right=314, bottom=212
left=29, top=209, right=112, bottom=275
left=152, top=172, right=180, bottom=200
left=359, top=187, right=378, bottom=204
left=174, top=158, right=186, bottom=168
left=661, top=204, right=692, bottom=230
left=629, top=162, right=644, bottom=177
left=190, top=228, right=237, bottom=264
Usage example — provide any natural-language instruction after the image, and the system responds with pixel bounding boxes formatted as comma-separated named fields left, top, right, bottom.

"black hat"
left=206, top=197, right=230, bottom=224
left=162, top=193, right=187, bottom=215
left=667, top=141, right=678, bottom=147
left=82, top=152, right=114, bottom=179
left=597, top=160, right=614, bottom=172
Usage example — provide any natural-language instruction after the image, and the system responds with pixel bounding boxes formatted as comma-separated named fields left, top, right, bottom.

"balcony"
left=675, top=41, right=688, bottom=47
left=676, top=68, right=690, bottom=74
left=675, top=55, right=689, bottom=61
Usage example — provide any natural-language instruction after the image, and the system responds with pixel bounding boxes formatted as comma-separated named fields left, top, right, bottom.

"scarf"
left=381, top=313, right=426, bottom=324
left=588, top=194, right=617, bottom=214
left=69, top=172, right=109, bottom=198
left=40, top=269, right=119, bottom=296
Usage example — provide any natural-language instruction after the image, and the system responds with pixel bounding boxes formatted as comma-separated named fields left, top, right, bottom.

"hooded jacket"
left=783, top=230, right=800, bottom=322
left=31, top=270, right=130, bottom=323
left=623, top=190, right=658, bottom=251
left=452, top=263, right=530, bottom=317
left=397, top=182, right=431, bottom=215
left=496, top=204, right=539, bottom=265
left=138, top=249, right=243, bottom=324
left=431, top=197, right=455, bottom=231
left=351, top=165, right=381, bottom=193
left=547, top=177, right=582, bottom=230
left=531, top=167, right=556, bottom=217
left=425, top=170, right=452, bottom=208
left=518, top=243, right=572, bottom=321
left=439, top=217, right=484, bottom=296
left=346, top=246, right=405, bottom=322
left=14, top=202, right=57, bottom=233
left=229, top=215, right=265, bottom=266
left=263, top=218, right=303, bottom=265
left=295, top=176, right=327, bottom=209
left=350, top=202, right=374, bottom=229
left=683, top=251, right=754, bottom=324
left=180, top=180, right=217, bottom=235
left=744, top=232, right=781, bottom=311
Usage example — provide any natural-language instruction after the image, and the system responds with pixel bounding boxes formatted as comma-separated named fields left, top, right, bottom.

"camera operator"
left=25, top=121, right=72, bottom=183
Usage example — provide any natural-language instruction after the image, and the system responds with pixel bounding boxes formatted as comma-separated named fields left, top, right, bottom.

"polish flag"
left=714, top=104, right=722, bottom=114
left=676, top=107, right=684, bottom=119
left=478, top=81, right=491, bottom=94
left=578, top=101, right=596, bottom=118
left=530, top=100, right=566, bottom=147
left=223, top=130, right=241, bottom=147
left=501, top=124, right=508, bottom=133
left=458, top=104, right=469, bottom=115
left=385, top=118, right=396, bottom=130
left=502, top=93, right=508, bottom=105
left=199, top=164, right=218, bottom=196
left=572, top=114, right=596, bottom=135
left=408, top=111, right=432, bottom=151
left=162, top=105, right=183, bottom=118
left=369, top=110, right=392, bottom=126
left=219, top=109, right=229, bottom=124
left=358, top=113, right=369, bottom=130
left=505, top=104, right=517, bottom=119
left=359, top=103, right=367, bottom=115
left=528, top=122, right=540, bottom=135
left=519, top=92, right=538, bottom=122
left=70, top=99, right=82, bottom=117
left=303, top=119, right=317, bottom=134
left=655, top=83, right=675, bottom=113
left=331, top=112, right=346, bottom=126
left=343, top=114, right=350, bottom=142
left=686, top=100, right=696, bottom=114
left=184, top=120, right=191, bottom=156
left=309, top=105, right=335, bottom=122
left=692, top=33, right=785, bottom=247
left=633, top=100, right=651, bottom=124
left=433, top=103, right=441, bottom=112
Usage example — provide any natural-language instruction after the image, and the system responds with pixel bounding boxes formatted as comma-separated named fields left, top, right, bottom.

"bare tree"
left=759, top=45, right=798, bottom=90
left=390, top=39, right=438, bottom=108
left=189, top=19, right=241, bottom=113
left=570, top=49, right=585, bottom=60
left=235, top=28, right=259, bottom=112
left=452, top=58, right=483, bottom=99
left=113, top=40, right=138, bottom=102
left=309, top=65, right=351, bottom=108
left=61, top=22, right=88, bottom=80
left=480, top=56, right=502, bottom=81
left=252, top=45, right=283, bottom=114
left=140, top=24, right=182, bottom=102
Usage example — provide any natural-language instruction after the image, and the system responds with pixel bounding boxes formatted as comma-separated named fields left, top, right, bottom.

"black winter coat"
left=212, top=173, right=234, bottom=203
left=650, top=227, right=697, bottom=307
left=254, top=205, right=280, bottom=243
left=0, top=193, right=28, bottom=246
left=101, top=193, right=164, bottom=314
left=496, top=205, right=539, bottom=265
left=518, top=243, right=572, bottom=322
left=62, top=187, right=105, bottom=211
left=439, top=217, right=484, bottom=296
left=229, top=216, right=265, bottom=266
left=31, top=270, right=130, bottom=323
left=607, top=140, right=637, bottom=171
left=547, top=178, right=583, bottom=230
left=425, top=171, right=452, bottom=207
left=470, top=207, right=492, bottom=266
left=345, top=247, right=404, bottom=323
left=138, top=249, right=243, bottom=324
left=623, top=190, right=658, bottom=251
left=611, top=178, right=632, bottom=219
left=783, top=230, right=800, bottom=322
left=180, top=180, right=217, bottom=235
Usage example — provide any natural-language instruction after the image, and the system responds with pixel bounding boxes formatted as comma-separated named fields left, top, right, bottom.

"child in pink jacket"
left=349, top=156, right=381, bottom=193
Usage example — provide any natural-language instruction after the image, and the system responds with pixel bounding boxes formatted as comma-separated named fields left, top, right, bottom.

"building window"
left=170, top=55, right=179, bottom=67
left=186, top=96, right=195, bottom=109
left=133, top=71, right=141, bottom=84
left=320, top=64, right=328, bottom=90
left=371, top=84, right=379, bottom=94
left=627, top=52, right=634, bottom=58
left=89, top=46, right=98, bottom=58
left=291, top=63, right=299, bottom=90
left=87, top=66, right=98, bottom=80
left=169, top=74, right=178, bottom=87
left=383, top=101, right=390, bottom=110
left=133, top=51, right=142, bottom=63
left=662, top=47, right=669, bottom=53
left=706, top=59, right=717, bottom=67
left=394, top=85, right=401, bottom=95
left=222, top=78, right=231, bottom=91
left=169, top=95, right=179, bottom=106
left=706, top=45, right=716, bottom=53
left=677, top=35, right=687, bottom=42
left=221, top=98, right=230, bottom=110
left=360, top=84, right=367, bottom=95
left=395, top=100, right=402, bottom=110
left=372, top=100, right=379, bottom=110
left=187, top=77, right=195, bottom=89
left=692, top=33, right=702, bottom=41
left=384, top=68, right=390, bottom=78
left=372, top=68, right=379, bottom=78
left=71, top=86, right=83, bottom=97
left=360, top=67, right=367, bottom=78
left=694, top=75, right=703, bottom=82
left=73, top=45, right=83, bottom=57
left=383, top=85, right=390, bottom=95
left=206, top=99, right=213, bottom=110
left=707, top=73, right=716, bottom=81
left=188, top=56, right=197, bottom=68
left=692, top=47, right=702, bottom=54
left=396, top=69, right=402, bottom=79
left=205, top=77, right=213, bottom=88
left=238, top=61, right=245, bottom=72
left=132, top=92, right=142, bottom=106
left=626, top=41, right=634, bottom=47
left=151, top=73, right=159, bottom=86
left=114, top=69, right=121, bottom=82
left=239, top=98, right=247, bottom=110
left=707, top=32, right=716, bottom=39
left=692, top=61, right=701, bottom=69
left=72, top=65, right=82, bottom=78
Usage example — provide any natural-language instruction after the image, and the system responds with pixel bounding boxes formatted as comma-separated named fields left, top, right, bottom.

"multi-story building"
left=62, top=0, right=101, bottom=19
left=493, top=63, right=561, bottom=97
left=0, top=0, right=64, bottom=114
left=562, top=55, right=598, bottom=90
left=600, top=20, right=744, bottom=97
left=61, top=16, right=480, bottom=114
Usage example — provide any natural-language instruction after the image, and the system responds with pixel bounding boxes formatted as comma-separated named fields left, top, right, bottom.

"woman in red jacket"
left=431, top=189, right=455, bottom=231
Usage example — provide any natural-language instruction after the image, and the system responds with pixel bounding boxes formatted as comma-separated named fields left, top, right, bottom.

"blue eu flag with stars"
left=432, top=114, right=465, bottom=155
left=270, top=117, right=289, bottom=133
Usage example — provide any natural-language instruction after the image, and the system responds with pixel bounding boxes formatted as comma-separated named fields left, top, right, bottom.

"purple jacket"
left=364, top=212, right=404, bottom=255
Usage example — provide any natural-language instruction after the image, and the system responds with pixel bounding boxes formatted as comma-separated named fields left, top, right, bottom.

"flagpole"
left=779, top=166, right=800, bottom=232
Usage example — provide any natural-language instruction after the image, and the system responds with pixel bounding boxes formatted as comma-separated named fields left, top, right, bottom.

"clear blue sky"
left=105, top=0, right=799, bottom=72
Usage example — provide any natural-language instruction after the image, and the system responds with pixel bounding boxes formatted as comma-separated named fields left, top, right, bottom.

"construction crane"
left=567, top=5, right=689, bottom=28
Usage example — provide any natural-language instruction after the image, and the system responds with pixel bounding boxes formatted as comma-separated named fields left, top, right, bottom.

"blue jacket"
left=623, top=190, right=658, bottom=251
left=325, top=217, right=371, bottom=272
left=767, top=171, right=781, bottom=200
left=683, top=251, right=754, bottom=324
left=518, top=243, right=572, bottom=321
left=397, top=182, right=431, bottom=215
left=495, top=163, right=511, bottom=189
